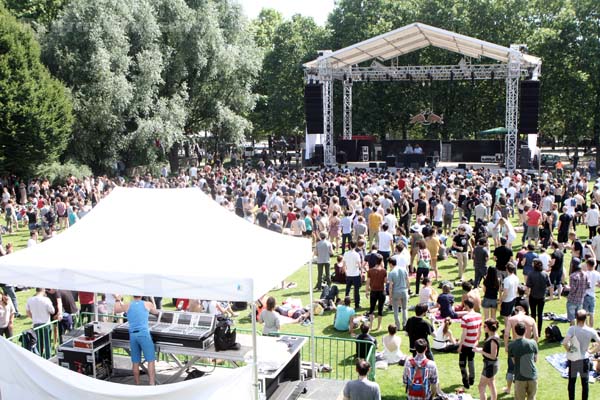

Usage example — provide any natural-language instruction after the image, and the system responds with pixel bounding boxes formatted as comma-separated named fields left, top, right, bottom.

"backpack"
left=214, top=315, right=239, bottom=351
left=545, top=324, right=564, bottom=343
left=20, top=330, right=39, bottom=355
left=406, top=357, right=430, bottom=399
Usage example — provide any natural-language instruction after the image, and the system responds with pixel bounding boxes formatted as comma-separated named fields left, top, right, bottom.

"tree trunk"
left=169, top=143, right=180, bottom=174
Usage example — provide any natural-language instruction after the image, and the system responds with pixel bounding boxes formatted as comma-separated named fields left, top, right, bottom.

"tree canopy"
left=0, top=4, right=73, bottom=176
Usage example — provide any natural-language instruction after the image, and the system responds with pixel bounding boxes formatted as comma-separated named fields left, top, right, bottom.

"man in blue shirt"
left=115, top=296, right=159, bottom=385
left=334, top=296, right=356, bottom=336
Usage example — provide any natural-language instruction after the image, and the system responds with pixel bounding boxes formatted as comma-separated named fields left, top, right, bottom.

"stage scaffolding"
left=303, top=23, right=542, bottom=170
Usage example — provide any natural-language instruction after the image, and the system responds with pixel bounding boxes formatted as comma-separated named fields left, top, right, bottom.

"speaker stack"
left=313, top=144, right=324, bottom=165
left=519, top=80, right=540, bottom=134
left=304, top=84, right=323, bottom=134
left=519, top=145, right=531, bottom=169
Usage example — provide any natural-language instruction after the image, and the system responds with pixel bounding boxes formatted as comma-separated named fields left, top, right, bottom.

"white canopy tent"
left=0, top=187, right=313, bottom=399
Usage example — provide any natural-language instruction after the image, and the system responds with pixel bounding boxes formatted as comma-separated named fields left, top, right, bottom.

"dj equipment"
left=58, top=333, right=112, bottom=380
left=111, top=311, right=216, bottom=350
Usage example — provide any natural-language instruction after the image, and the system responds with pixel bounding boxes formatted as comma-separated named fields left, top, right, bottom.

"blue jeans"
left=345, top=275, right=362, bottom=308
left=567, top=301, right=582, bottom=323
left=391, top=290, right=409, bottom=329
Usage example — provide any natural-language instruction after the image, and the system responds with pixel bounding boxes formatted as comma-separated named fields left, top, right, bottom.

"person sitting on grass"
left=437, top=284, right=467, bottom=320
left=356, top=322, right=377, bottom=359
left=431, top=317, right=459, bottom=353
left=334, top=296, right=357, bottom=337
left=382, top=324, right=403, bottom=364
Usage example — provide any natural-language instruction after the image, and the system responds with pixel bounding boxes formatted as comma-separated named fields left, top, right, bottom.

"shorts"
left=526, top=226, right=539, bottom=240
left=500, top=299, right=515, bottom=317
left=129, top=330, right=156, bottom=363
left=482, top=297, right=498, bottom=309
left=304, top=230, right=313, bottom=237
left=583, top=294, right=595, bottom=314
left=566, top=301, right=582, bottom=322
left=443, top=215, right=452, bottom=226
left=433, top=220, right=443, bottom=228
left=550, top=269, right=563, bottom=287
left=482, top=359, right=499, bottom=378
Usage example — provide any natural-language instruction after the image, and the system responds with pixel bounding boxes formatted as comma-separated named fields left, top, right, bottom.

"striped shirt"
left=461, top=311, right=482, bottom=348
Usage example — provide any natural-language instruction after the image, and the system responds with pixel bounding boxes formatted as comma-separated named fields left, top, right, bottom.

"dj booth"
left=59, top=311, right=306, bottom=399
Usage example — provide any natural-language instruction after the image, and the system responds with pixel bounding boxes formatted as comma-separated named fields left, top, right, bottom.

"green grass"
left=4, top=209, right=599, bottom=399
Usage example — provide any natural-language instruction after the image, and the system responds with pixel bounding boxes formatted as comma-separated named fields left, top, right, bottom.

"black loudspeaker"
left=458, top=163, right=467, bottom=169
left=386, top=155, right=397, bottom=167
left=336, top=151, right=347, bottom=164
left=313, top=145, right=324, bottom=165
left=314, top=144, right=324, bottom=156
left=519, top=80, right=540, bottom=134
left=305, top=84, right=323, bottom=134
left=519, top=146, right=531, bottom=169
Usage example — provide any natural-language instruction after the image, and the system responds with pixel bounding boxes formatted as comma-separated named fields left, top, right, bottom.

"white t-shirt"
left=26, top=295, right=55, bottom=325
left=343, top=250, right=362, bottom=277
left=377, top=231, right=394, bottom=252
left=391, top=249, right=411, bottom=270
left=432, top=324, right=451, bottom=350
left=433, top=203, right=444, bottom=222
left=538, top=253, right=551, bottom=271
left=585, top=208, right=600, bottom=227
left=585, top=270, right=600, bottom=297
left=503, top=274, right=519, bottom=303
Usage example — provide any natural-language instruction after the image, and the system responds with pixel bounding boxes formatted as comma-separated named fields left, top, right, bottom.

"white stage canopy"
left=0, top=187, right=312, bottom=302
left=304, top=22, right=541, bottom=69
left=0, top=337, right=253, bottom=400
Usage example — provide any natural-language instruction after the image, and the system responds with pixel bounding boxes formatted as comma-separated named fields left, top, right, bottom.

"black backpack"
left=545, top=324, right=564, bottom=343
left=214, top=315, right=239, bottom=351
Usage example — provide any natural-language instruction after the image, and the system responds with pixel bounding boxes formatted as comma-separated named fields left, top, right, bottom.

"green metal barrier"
left=8, top=320, right=60, bottom=360
left=238, top=328, right=376, bottom=381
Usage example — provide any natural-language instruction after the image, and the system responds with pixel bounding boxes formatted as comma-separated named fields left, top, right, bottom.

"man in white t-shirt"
left=500, top=263, right=519, bottom=318
left=377, top=223, right=394, bottom=269
left=584, top=259, right=600, bottom=327
left=585, top=203, right=600, bottom=239
left=343, top=241, right=364, bottom=309
left=537, top=247, right=551, bottom=272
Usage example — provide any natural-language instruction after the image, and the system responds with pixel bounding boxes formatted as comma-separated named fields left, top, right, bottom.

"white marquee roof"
left=305, top=22, right=541, bottom=69
left=0, top=187, right=312, bottom=302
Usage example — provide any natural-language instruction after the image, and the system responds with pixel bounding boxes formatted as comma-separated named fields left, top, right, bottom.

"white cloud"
left=237, top=0, right=335, bottom=25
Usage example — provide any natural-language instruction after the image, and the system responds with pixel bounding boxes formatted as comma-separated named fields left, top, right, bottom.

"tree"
left=0, top=4, right=73, bottom=176
left=4, top=0, right=69, bottom=28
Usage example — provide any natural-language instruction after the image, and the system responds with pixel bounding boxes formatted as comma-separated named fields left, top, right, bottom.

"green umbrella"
left=478, top=127, right=508, bottom=135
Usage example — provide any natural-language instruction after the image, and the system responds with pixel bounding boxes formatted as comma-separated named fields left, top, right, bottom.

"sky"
left=237, top=0, right=336, bottom=26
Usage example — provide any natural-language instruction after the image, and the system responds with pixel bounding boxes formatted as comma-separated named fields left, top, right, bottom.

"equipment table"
left=112, top=334, right=306, bottom=398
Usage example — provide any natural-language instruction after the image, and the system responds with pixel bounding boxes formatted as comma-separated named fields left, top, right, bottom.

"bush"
left=35, top=161, right=92, bottom=186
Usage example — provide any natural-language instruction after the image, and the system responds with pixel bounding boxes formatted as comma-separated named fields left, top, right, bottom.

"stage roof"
left=304, top=22, right=541, bottom=69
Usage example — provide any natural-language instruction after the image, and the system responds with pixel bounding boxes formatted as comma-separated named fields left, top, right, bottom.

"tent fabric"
left=0, top=187, right=312, bottom=302
left=0, top=337, right=253, bottom=400
left=479, top=127, right=508, bottom=135
left=304, top=22, right=542, bottom=69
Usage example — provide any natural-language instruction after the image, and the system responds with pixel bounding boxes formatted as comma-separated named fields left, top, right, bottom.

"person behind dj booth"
left=114, top=296, right=159, bottom=385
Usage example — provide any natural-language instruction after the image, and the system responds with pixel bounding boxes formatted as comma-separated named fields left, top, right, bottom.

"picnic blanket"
left=545, top=353, right=598, bottom=381
left=433, top=313, right=462, bottom=323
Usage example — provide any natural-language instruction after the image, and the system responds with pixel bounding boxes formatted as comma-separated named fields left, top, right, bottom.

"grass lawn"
left=4, top=207, right=599, bottom=399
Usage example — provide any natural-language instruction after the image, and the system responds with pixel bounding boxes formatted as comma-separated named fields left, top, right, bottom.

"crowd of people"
left=1, top=160, right=600, bottom=397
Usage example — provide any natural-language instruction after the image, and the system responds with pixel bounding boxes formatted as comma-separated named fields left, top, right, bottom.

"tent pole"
left=93, top=292, right=98, bottom=322
left=308, top=260, right=316, bottom=379
left=251, top=302, right=259, bottom=400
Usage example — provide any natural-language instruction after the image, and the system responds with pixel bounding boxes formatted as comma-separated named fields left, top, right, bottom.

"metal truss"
left=505, top=54, right=521, bottom=171
left=322, top=79, right=335, bottom=165
left=306, top=63, right=529, bottom=82
left=342, top=80, right=352, bottom=140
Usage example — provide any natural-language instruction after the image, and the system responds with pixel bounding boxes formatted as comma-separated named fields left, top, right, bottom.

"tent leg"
left=251, top=302, right=259, bottom=400
left=93, top=292, right=98, bottom=322
left=309, top=261, right=316, bottom=379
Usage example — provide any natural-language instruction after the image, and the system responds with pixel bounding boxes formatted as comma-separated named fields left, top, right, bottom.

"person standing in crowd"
left=525, top=259, right=551, bottom=336
left=583, top=259, right=600, bottom=327
left=508, top=322, right=539, bottom=400
left=500, top=263, right=519, bottom=319
left=503, top=305, right=538, bottom=395
left=343, top=241, right=364, bottom=309
left=562, top=310, right=600, bottom=400
left=314, top=232, right=333, bottom=291
left=452, top=225, right=470, bottom=281
left=406, top=303, right=435, bottom=360
left=26, top=288, right=55, bottom=355
left=519, top=244, right=537, bottom=281
left=473, top=238, right=489, bottom=288
left=567, top=258, right=589, bottom=325
left=415, top=240, right=431, bottom=295
left=475, top=319, right=500, bottom=400
left=493, top=237, right=513, bottom=281
left=115, top=296, right=159, bottom=385
left=366, top=254, right=387, bottom=331
left=340, top=210, right=353, bottom=255
left=482, top=266, right=500, bottom=321
left=342, top=359, right=381, bottom=400
left=377, top=223, right=394, bottom=269
left=584, top=203, right=600, bottom=239
left=387, top=255, right=410, bottom=330
left=0, top=293, right=15, bottom=338
left=78, top=291, right=95, bottom=324
left=457, top=299, right=482, bottom=389
left=403, top=338, right=438, bottom=400
left=549, top=241, right=565, bottom=300
left=424, top=227, right=442, bottom=280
